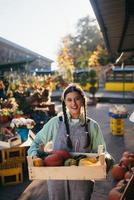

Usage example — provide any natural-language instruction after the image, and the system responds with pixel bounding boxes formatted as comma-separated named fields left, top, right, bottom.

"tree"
left=70, top=16, right=104, bottom=68
left=57, top=35, right=74, bottom=82
left=57, top=15, right=108, bottom=82
left=88, top=45, right=109, bottom=72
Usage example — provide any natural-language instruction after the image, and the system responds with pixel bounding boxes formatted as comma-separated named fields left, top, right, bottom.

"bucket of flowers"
left=109, top=105, right=128, bottom=119
left=10, top=117, right=36, bottom=142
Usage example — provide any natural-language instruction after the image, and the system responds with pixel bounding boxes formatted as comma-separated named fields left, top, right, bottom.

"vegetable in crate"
left=43, top=153, right=64, bottom=166
left=79, top=157, right=98, bottom=166
left=51, top=150, right=72, bottom=160
left=33, top=157, right=44, bottom=167
left=64, top=158, right=77, bottom=166
left=72, top=154, right=87, bottom=161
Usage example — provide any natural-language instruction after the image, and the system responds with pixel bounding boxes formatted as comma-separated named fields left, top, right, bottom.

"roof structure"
left=89, top=0, right=134, bottom=63
left=0, top=37, right=54, bottom=72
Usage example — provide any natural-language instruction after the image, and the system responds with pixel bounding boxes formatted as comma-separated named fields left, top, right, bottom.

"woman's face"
left=64, top=91, right=83, bottom=119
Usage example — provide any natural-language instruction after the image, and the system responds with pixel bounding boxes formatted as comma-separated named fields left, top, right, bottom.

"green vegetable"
left=37, top=150, right=50, bottom=159
left=64, top=158, right=77, bottom=166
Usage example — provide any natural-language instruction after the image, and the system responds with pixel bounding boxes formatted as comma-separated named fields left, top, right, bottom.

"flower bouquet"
left=109, top=105, right=128, bottom=119
left=0, top=108, right=12, bottom=123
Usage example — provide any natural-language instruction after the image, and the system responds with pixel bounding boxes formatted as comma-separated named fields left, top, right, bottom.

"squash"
left=79, top=157, right=98, bottom=166
left=44, top=154, right=64, bottom=166
left=33, top=157, right=44, bottom=167
left=51, top=150, right=72, bottom=160
left=64, top=158, right=77, bottom=166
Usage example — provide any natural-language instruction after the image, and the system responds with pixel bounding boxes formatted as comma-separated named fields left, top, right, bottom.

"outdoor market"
left=0, top=1, right=134, bottom=200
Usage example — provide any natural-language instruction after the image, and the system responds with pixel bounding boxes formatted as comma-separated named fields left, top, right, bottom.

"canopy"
left=90, top=0, right=134, bottom=62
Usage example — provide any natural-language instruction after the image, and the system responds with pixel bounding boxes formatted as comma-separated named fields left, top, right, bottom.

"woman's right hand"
left=32, top=155, right=38, bottom=159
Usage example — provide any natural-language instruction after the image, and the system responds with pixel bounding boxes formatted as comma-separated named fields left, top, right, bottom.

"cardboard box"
left=27, top=153, right=106, bottom=181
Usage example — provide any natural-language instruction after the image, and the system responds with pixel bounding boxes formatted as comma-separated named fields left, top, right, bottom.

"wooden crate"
left=27, top=153, right=106, bottom=181
left=35, top=102, right=56, bottom=114
left=0, top=163, right=23, bottom=186
left=0, top=146, right=26, bottom=164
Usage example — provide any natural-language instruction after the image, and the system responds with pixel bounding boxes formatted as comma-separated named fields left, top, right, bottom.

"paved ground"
left=0, top=102, right=134, bottom=200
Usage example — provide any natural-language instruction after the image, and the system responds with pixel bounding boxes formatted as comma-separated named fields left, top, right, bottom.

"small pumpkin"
left=108, top=187, right=122, bottom=200
left=79, top=157, right=98, bottom=166
left=120, top=156, right=134, bottom=168
left=124, top=170, right=133, bottom=180
left=111, top=164, right=127, bottom=180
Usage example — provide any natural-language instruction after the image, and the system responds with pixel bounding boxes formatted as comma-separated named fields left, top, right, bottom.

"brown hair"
left=61, top=83, right=91, bottom=149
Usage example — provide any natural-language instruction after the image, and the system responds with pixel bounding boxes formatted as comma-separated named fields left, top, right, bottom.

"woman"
left=28, top=83, right=107, bottom=200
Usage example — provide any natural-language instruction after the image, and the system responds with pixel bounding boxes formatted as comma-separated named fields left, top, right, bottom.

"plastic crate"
left=110, top=117, right=125, bottom=136
left=0, top=146, right=26, bottom=164
left=0, top=163, right=23, bottom=186
left=110, top=124, right=124, bottom=129
left=110, top=118, right=124, bottom=125
left=111, top=128, right=124, bottom=136
left=111, top=127, right=124, bottom=131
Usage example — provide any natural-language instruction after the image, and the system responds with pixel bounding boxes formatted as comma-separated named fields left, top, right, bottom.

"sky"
left=0, top=0, right=96, bottom=62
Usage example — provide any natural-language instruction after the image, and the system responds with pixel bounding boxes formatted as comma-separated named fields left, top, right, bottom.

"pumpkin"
left=108, top=187, right=122, bottom=200
left=111, top=164, right=127, bottom=180
left=124, top=170, right=133, bottom=180
left=120, top=156, right=134, bottom=168
left=79, top=157, right=98, bottom=166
